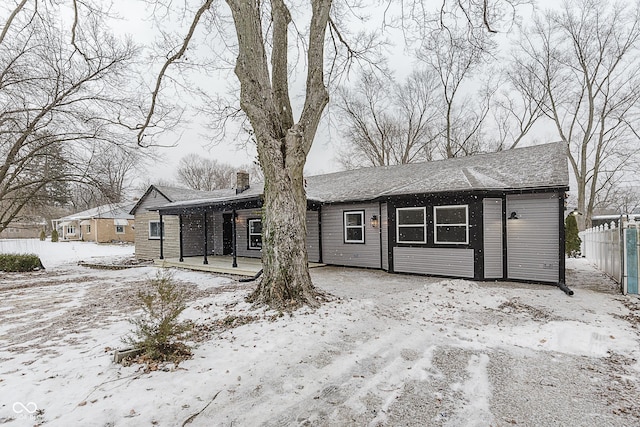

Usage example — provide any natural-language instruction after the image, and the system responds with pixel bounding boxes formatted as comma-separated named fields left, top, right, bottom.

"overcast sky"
left=111, top=0, right=559, bottom=185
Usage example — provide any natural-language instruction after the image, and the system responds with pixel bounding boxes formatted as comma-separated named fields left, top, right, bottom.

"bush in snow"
left=0, top=253, right=44, bottom=272
left=39, top=230, right=46, bottom=241
left=51, top=229, right=59, bottom=242
left=124, top=270, right=192, bottom=363
left=565, top=214, right=581, bottom=257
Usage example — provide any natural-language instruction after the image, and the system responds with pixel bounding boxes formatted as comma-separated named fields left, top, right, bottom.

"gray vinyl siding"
left=381, top=203, right=388, bottom=270
left=483, top=198, right=503, bottom=279
left=306, top=211, right=320, bottom=263
left=233, top=209, right=319, bottom=261
left=133, top=190, right=180, bottom=260
left=181, top=213, right=216, bottom=257
left=212, top=212, right=224, bottom=255
left=506, top=193, right=559, bottom=283
left=321, top=202, right=381, bottom=268
left=236, top=208, right=264, bottom=259
left=393, top=247, right=474, bottom=278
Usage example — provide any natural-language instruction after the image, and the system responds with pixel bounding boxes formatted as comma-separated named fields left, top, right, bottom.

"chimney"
left=236, top=171, right=250, bottom=194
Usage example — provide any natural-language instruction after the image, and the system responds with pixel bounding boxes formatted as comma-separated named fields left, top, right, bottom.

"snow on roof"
left=305, top=142, right=568, bottom=203
left=153, top=143, right=568, bottom=211
left=56, top=202, right=137, bottom=221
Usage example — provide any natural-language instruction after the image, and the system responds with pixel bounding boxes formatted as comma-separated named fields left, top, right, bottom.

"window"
left=434, top=205, right=468, bottom=244
left=248, top=219, right=262, bottom=249
left=397, top=207, right=426, bottom=243
left=86, top=225, right=91, bottom=233
left=115, top=225, right=125, bottom=234
left=149, top=220, right=164, bottom=240
left=66, top=225, right=76, bottom=235
left=344, top=211, right=365, bottom=243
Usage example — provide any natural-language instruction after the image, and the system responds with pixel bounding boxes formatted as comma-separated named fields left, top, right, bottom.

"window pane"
left=250, top=220, right=262, bottom=234
left=398, top=209, right=424, bottom=225
left=250, top=235, right=262, bottom=248
left=346, top=228, right=363, bottom=242
left=346, top=213, right=362, bottom=226
left=436, top=226, right=467, bottom=243
left=398, top=226, right=425, bottom=242
left=436, top=207, right=466, bottom=225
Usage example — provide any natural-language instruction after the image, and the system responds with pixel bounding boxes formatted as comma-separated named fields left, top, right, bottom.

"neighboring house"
left=0, top=216, right=47, bottom=239
left=52, top=203, right=136, bottom=243
left=131, top=143, right=570, bottom=285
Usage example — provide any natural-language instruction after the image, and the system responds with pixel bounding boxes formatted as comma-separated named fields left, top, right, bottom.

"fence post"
left=625, top=221, right=638, bottom=295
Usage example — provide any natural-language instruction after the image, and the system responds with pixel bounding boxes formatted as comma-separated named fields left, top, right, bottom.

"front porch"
left=154, top=255, right=325, bottom=277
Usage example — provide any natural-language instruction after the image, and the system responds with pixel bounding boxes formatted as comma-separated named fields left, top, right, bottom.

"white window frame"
left=66, top=225, right=76, bottom=235
left=396, top=207, right=427, bottom=244
left=148, top=220, right=164, bottom=240
left=434, top=205, right=469, bottom=244
left=86, top=224, right=91, bottom=233
left=248, top=218, right=262, bottom=250
left=115, top=225, right=125, bottom=234
left=343, top=211, right=365, bottom=244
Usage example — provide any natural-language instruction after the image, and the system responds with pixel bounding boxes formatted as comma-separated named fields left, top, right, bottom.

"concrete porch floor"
left=154, top=255, right=325, bottom=277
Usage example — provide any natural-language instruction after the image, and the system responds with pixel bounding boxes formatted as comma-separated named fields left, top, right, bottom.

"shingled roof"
left=306, top=142, right=568, bottom=203
left=150, top=142, right=568, bottom=211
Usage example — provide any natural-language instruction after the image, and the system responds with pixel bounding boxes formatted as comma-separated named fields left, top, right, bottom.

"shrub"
left=565, top=214, right=582, bottom=257
left=0, top=253, right=44, bottom=272
left=39, top=230, right=46, bottom=241
left=124, top=270, right=192, bottom=363
left=51, top=229, right=59, bottom=242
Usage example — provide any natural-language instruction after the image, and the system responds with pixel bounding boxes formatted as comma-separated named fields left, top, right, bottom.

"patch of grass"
left=0, top=253, right=44, bottom=272
left=123, top=270, right=193, bottom=364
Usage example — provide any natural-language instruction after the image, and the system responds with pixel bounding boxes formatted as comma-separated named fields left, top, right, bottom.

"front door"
left=223, top=213, right=233, bottom=255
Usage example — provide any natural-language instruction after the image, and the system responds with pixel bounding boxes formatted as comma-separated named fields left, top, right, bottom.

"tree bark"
left=225, top=0, right=331, bottom=309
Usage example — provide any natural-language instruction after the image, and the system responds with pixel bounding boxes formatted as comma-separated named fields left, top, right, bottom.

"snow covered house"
left=52, top=203, right=135, bottom=243
left=131, top=142, right=570, bottom=285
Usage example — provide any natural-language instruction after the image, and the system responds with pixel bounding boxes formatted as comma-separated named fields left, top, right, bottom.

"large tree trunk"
left=226, top=0, right=331, bottom=309
left=247, top=133, right=319, bottom=308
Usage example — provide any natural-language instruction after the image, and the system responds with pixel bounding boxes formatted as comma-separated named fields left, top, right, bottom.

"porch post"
left=159, top=213, right=164, bottom=260
left=179, top=214, right=184, bottom=262
left=232, top=209, right=238, bottom=268
left=203, top=211, right=209, bottom=265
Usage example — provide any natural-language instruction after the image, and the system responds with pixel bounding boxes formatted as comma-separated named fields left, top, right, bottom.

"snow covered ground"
left=1, top=240, right=639, bottom=426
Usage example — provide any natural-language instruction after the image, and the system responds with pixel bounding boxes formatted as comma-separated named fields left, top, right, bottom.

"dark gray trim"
left=203, top=211, right=209, bottom=265
left=232, top=209, right=237, bottom=268
left=159, top=213, right=164, bottom=260
left=558, top=192, right=566, bottom=285
left=179, top=214, right=184, bottom=262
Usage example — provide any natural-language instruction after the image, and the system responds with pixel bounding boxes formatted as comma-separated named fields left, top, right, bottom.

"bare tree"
left=176, top=153, right=236, bottom=191
left=514, top=0, right=640, bottom=229
left=490, top=59, right=547, bottom=151
left=335, top=70, right=440, bottom=169
left=0, top=1, right=142, bottom=233
left=418, top=17, right=496, bottom=158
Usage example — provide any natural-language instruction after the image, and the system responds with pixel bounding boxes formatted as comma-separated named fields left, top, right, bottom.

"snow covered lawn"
left=0, top=242, right=639, bottom=426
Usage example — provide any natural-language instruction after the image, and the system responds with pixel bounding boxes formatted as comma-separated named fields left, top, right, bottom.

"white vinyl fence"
left=580, top=218, right=639, bottom=294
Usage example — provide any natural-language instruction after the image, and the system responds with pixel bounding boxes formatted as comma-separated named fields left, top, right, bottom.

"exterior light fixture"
left=571, top=208, right=583, bottom=216
left=509, top=211, right=519, bottom=220
left=370, top=214, right=379, bottom=228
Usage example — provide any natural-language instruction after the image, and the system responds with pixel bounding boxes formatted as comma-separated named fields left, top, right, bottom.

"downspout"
left=558, top=192, right=574, bottom=296
left=203, top=210, right=208, bottom=265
